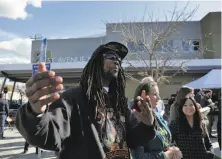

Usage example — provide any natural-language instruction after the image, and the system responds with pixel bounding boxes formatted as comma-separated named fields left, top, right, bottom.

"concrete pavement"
left=0, top=129, right=56, bottom=159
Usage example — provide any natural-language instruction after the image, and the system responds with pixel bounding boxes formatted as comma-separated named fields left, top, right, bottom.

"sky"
left=0, top=0, right=221, bottom=64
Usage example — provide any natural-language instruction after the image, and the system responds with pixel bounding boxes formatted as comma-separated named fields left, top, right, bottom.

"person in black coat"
left=15, top=42, right=156, bottom=159
left=194, top=88, right=204, bottom=104
left=0, top=92, right=9, bottom=139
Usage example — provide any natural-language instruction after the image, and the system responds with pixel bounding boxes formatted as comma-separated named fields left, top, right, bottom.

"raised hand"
left=133, top=90, right=154, bottom=126
left=171, top=146, right=183, bottom=159
left=25, top=62, right=63, bottom=114
left=174, top=147, right=183, bottom=159
left=164, top=148, right=174, bottom=159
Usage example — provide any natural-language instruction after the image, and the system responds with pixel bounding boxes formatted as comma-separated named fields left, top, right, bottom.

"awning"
left=0, top=59, right=221, bottom=83
left=184, top=69, right=222, bottom=89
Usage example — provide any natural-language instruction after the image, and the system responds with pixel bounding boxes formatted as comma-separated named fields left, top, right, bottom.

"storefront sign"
left=48, top=56, right=91, bottom=63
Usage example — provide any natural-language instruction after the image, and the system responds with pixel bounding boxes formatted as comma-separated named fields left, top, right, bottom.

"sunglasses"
left=103, top=53, right=121, bottom=62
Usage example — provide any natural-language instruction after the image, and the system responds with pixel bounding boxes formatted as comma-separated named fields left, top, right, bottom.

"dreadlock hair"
left=80, top=45, right=128, bottom=119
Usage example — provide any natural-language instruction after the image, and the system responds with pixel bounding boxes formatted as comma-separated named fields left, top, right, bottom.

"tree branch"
left=103, top=2, right=204, bottom=84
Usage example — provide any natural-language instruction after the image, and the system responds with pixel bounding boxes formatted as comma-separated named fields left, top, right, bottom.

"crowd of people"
left=0, top=41, right=221, bottom=159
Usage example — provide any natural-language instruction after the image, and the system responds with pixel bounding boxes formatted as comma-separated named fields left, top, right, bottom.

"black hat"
left=103, top=42, right=128, bottom=60
left=91, top=41, right=128, bottom=60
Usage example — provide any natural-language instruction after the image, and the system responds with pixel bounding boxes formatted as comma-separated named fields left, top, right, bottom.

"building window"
left=127, top=41, right=136, bottom=52
left=126, top=40, right=145, bottom=52
left=182, top=40, right=200, bottom=53
left=182, top=41, right=190, bottom=51
left=191, top=40, right=200, bottom=51
left=155, top=40, right=174, bottom=53
left=162, top=40, right=174, bottom=53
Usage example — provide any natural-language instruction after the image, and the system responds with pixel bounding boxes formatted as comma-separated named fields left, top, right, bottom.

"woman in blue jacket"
left=130, top=77, right=183, bottom=159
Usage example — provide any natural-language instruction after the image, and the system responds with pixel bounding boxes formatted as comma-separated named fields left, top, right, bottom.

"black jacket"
left=0, top=99, right=9, bottom=116
left=15, top=86, right=155, bottom=159
left=169, top=119, right=213, bottom=159
left=218, top=98, right=221, bottom=124
left=194, top=92, right=204, bottom=104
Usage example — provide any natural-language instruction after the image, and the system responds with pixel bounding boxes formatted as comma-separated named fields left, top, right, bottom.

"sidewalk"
left=0, top=129, right=56, bottom=159
left=0, top=127, right=221, bottom=159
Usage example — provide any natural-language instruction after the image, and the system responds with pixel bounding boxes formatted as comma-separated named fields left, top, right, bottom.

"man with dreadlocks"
left=16, top=42, right=155, bottom=159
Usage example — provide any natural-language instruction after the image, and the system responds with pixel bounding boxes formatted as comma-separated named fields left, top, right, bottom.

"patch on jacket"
left=106, top=149, right=129, bottom=159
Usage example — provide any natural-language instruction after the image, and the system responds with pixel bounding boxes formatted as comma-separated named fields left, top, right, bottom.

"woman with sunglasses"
left=169, top=97, right=220, bottom=159
left=130, top=77, right=182, bottom=159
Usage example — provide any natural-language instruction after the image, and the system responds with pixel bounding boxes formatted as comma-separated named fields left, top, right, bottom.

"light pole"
left=30, top=34, right=43, bottom=40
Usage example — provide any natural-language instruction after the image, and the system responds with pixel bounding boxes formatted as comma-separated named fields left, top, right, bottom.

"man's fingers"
left=174, top=147, right=179, bottom=151
left=132, top=110, right=142, bottom=120
left=34, top=93, right=60, bottom=113
left=136, top=96, right=144, bottom=109
left=141, top=98, right=152, bottom=113
left=136, top=96, right=141, bottom=101
left=173, top=153, right=176, bottom=159
left=29, top=84, right=63, bottom=103
left=25, top=62, right=64, bottom=114
left=136, top=95, right=151, bottom=114
left=171, top=147, right=183, bottom=159
left=40, top=105, right=48, bottom=113
left=137, top=101, right=147, bottom=114
left=26, top=62, right=54, bottom=88
left=26, top=78, right=56, bottom=97
left=145, top=95, right=151, bottom=103
left=26, top=77, right=63, bottom=97
left=141, top=90, right=146, bottom=99
left=38, top=62, right=47, bottom=72
left=175, top=147, right=183, bottom=158
left=26, top=71, right=56, bottom=88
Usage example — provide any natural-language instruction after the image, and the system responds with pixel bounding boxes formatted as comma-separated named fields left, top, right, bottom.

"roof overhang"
left=0, top=59, right=221, bottom=83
